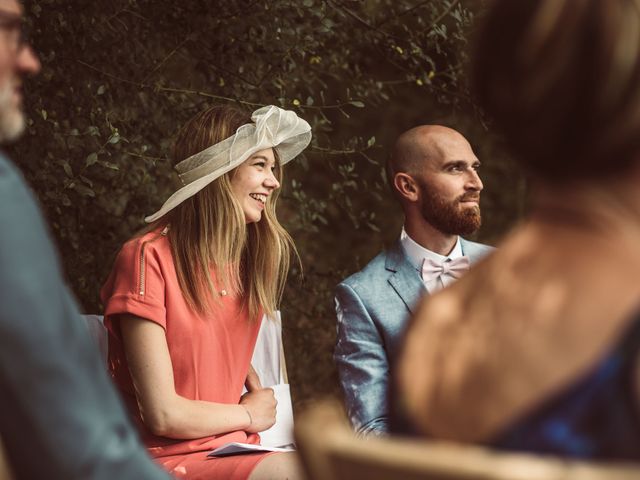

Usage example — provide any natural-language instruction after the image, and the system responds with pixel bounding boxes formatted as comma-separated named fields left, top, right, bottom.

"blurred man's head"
left=473, top=0, right=640, bottom=182
left=387, top=125, right=483, bottom=236
left=0, top=0, right=39, bottom=142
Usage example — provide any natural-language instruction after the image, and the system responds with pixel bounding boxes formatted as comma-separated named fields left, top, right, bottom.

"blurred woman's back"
left=396, top=0, right=640, bottom=460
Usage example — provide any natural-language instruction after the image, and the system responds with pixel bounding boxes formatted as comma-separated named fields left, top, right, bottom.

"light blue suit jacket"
left=334, top=237, right=494, bottom=435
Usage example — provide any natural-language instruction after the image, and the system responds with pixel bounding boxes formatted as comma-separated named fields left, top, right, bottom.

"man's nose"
left=17, top=45, right=41, bottom=75
left=466, top=169, right=483, bottom=191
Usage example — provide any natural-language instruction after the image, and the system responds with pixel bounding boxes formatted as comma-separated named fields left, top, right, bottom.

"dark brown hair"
left=473, top=0, right=640, bottom=182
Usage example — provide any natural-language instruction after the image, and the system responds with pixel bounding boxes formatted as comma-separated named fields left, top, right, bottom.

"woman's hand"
left=245, top=364, right=263, bottom=392
left=240, top=387, right=277, bottom=433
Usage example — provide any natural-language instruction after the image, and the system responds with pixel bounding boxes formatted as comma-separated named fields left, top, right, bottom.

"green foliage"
left=16, top=0, right=523, bottom=408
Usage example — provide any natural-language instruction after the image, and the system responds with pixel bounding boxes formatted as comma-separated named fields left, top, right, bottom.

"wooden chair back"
left=0, top=437, right=14, bottom=480
left=295, top=400, right=640, bottom=480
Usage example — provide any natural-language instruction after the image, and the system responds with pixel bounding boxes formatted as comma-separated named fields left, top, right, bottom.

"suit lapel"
left=460, top=238, right=486, bottom=264
left=385, top=240, right=426, bottom=314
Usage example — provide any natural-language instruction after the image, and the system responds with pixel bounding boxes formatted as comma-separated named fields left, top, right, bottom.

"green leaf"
left=85, top=152, right=98, bottom=166
left=100, top=161, right=120, bottom=171
left=367, top=136, right=376, bottom=148
left=74, top=183, right=96, bottom=197
left=349, top=101, right=365, bottom=108
left=62, top=161, right=72, bottom=178
left=366, top=222, right=381, bottom=232
left=79, top=175, right=93, bottom=187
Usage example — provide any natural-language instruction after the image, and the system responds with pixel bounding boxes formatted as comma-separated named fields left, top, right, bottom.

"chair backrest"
left=0, top=436, right=14, bottom=480
left=295, top=400, right=640, bottom=480
left=82, top=314, right=108, bottom=363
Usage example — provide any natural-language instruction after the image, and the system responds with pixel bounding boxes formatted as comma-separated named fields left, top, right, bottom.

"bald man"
left=334, top=126, right=494, bottom=435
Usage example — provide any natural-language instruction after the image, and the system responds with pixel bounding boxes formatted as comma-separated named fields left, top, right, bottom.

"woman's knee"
left=248, top=452, right=302, bottom=480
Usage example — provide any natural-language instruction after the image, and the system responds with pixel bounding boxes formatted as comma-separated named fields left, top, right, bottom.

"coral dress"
left=101, top=228, right=272, bottom=479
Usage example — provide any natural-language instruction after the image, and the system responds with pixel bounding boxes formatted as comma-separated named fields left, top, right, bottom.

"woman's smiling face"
left=230, top=148, right=280, bottom=224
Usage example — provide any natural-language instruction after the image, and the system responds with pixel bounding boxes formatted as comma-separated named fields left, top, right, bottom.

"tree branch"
left=326, top=0, right=403, bottom=41
left=141, top=35, right=192, bottom=84
left=425, top=0, right=460, bottom=33
left=376, top=0, right=432, bottom=28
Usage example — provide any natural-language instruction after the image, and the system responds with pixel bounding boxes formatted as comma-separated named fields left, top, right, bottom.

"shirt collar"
left=400, top=227, right=462, bottom=271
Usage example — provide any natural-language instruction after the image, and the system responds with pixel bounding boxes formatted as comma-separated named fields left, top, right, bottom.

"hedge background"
left=15, top=0, right=525, bottom=409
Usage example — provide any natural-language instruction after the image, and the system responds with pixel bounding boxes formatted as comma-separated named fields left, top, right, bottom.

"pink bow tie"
left=421, top=256, right=471, bottom=286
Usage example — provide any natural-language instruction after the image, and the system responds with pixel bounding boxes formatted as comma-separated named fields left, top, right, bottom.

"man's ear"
left=394, top=173, right=419, bottom=202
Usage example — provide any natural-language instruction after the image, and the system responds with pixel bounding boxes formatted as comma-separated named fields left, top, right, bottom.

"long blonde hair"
left=155, top=105, right=298, bottom=320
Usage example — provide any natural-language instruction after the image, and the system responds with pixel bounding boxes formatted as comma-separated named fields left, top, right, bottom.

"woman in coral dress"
left=101, top=104, right=311, bottom=479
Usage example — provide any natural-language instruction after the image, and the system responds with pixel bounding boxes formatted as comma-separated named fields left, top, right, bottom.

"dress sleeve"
left=101, top=236, right=167, bottom=330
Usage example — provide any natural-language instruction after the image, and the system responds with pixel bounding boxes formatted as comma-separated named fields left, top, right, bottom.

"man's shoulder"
left=339, top=248, right=393, bottom=291
left=0, top=152, right=46, bottom=228
left=0, top=151, right=28, bottom=193
left=0, top=152, right=67, bottom=297
left=461, top=238, right=495, bottom=259
left=0, top=150, right=13, bottom=170
left=0, top=152, right=48, bottom=235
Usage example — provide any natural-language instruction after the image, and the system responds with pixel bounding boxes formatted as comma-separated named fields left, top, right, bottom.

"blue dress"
left=491, top=316, right=640, bottom=460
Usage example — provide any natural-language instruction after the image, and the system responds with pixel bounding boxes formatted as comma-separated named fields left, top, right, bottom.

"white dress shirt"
left=400, top=227, right=463, bottom=294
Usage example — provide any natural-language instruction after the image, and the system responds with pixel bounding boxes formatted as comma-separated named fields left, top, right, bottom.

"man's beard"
left=0, top=81, right=25, bottom=143
left=420, top=190, right=482, bottom=236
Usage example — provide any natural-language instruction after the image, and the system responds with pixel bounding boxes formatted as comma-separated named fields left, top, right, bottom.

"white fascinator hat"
left=145, top=105, right=312, bottom=223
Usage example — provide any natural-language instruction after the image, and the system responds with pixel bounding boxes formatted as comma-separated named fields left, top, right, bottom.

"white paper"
left=209, top=384, right=295, bottom=457
left=258, top=383, right=294, bottom=448
left=250, top=312, right=284, bottom=388
left=208, top=442, right=294, bottom=458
